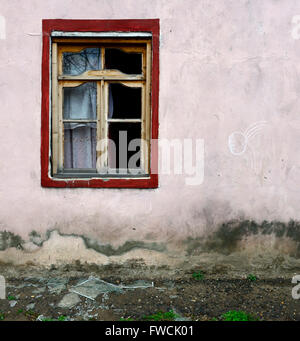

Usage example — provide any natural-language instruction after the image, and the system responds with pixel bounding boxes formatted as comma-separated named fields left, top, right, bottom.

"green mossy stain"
left=187, top=220, right=300, bottom=257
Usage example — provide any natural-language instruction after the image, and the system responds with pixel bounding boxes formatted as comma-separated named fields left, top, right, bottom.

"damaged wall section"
left=2, top=221, right=300, bottom=275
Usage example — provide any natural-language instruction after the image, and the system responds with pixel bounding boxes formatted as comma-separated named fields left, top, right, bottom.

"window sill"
left=42, top=173, right=158, bottom=188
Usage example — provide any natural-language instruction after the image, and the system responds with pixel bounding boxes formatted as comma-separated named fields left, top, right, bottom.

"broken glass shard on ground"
left=0, top=275, right=5, bottom=299
left=47, top=278, right=68, bottom=294
left=69, top=277, right=154, bottom=300
left=69, top=277, right=123, bottom=300
left=121, top=280, right=154, bottom=290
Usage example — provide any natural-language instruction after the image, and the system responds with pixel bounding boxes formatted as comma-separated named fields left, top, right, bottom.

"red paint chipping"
left=41, top=19, right=159, bottom=188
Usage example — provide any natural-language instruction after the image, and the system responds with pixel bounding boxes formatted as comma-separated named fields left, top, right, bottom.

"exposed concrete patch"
left=26, top=229, right=166, bottom=256
left=0, top=231, right=176, bottom=268
left=0, top=231, right=109, bottom=266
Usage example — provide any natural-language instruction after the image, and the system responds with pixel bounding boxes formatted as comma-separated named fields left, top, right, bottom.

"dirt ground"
left=0, top=261, right=299, bottom=322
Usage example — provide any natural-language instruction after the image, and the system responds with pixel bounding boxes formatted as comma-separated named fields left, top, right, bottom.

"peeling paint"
left=0, top=228, right=166, bottom=260
left=35, top=229, right=167, bottom=256
left=82, top=238, right=166, bottom=256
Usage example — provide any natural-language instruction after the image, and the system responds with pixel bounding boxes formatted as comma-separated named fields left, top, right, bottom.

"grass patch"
left=142, top=310, right=178, bottom=321
left=40, top=315, right=67, bottom=321
left=192, top=271, right=204, bottom=281
left=221, top=310, right=258, bottom=321
left=0, top=313, right=5, bottom=321
left=58, top=315, right=67, bottom=321
left=247, top=274, right=257, bottom=282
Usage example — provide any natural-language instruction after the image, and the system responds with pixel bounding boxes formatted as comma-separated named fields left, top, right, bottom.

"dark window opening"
left=108, top=122, right=141, bottom=170
left=105, top=48, right=142, bottom=74
left=108, top=83, right=141, bottom=119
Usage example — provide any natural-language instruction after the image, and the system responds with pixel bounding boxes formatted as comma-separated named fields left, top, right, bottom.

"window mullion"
left=96, top=80, right=108, bottom=173
left=101, top=47, right=105, bottom=70
left=103, top=81, right=108, bottom=170
left=96, top=81, right=101, bottom=171
left=58, top=82, right=64, bottom=172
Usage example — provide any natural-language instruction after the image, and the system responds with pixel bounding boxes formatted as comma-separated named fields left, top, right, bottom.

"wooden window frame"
left=41, top=19, right=159, bottom=188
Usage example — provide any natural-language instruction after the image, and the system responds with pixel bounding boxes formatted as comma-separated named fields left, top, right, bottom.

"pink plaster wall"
left=1, top=0, right=300, bottom=252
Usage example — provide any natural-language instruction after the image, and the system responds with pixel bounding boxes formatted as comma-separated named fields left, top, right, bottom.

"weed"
left=40, top=315, right=67, bottom=321
left=192, top=271, right=204, bottom=281
left=247, top=274, right=257, bottom=282
left=17, top=309, right=24, bottom=314
left=0, top=313, right=4, bottom=321
left=7, top=295, right=16, bottom=301
left=142, top=310, right=178, bottom=321
left=221, top=310, right=258, bottom=321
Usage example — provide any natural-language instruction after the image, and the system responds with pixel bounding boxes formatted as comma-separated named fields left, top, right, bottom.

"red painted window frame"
left=41, top=19, right=159, bottom=188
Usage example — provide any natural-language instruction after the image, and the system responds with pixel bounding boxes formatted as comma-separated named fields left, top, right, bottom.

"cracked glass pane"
left=63, top=82, right=97, bottom=120
left=105, top=48, right=142, bottom=74
left=64, top=123, right=97, bottom=169
left=63, top=48, right=101, bottom=76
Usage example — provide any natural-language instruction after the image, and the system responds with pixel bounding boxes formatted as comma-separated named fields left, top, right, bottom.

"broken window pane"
left=108, top=122, right=141, bottom=170
left=108, top=83, right=141, bottom=119
left=63, top=48, right=101, bottom=76
left=63, top=83, right=97, bottom=120
left=64, top=123, right=97, bottom=169
left=105, top=48, right=142, bottom=74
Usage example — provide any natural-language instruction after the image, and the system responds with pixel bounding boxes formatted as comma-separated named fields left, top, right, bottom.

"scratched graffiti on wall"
left=228, top=121, right=269, bottom=175
left=228, top=121, right=268, bottom=155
